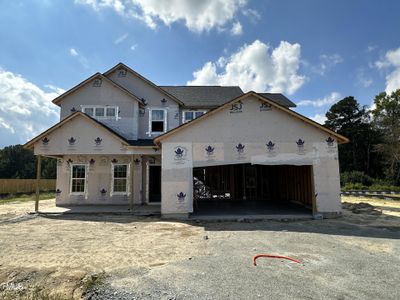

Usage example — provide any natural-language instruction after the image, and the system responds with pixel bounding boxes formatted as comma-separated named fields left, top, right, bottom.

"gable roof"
left=159, top=86, right=244, bottom=108
left=159, top=86, right=297, bottom=108
left=154, top=91, right=349, bottom=145
left=52, top=73, right=143, bottom=106
left=24, top=112, right=157, bottom=149
left=258, top=93, right=296, bottom=107
left=103, top=63, right=184, bottom=106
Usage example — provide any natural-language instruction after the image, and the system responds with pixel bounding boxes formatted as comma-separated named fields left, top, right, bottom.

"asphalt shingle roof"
left=160, top=86, right=244, bottom=108
left=160, top=86, right=296, bottom=108
left=258, top=93, right=297, bottom=108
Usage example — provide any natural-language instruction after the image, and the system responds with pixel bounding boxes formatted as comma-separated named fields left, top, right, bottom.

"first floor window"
left=183, top=110, right=206, bottom=123
left=111, top=164, right=130, bottom=195
left=150, top=109, right=166, bottom=133
left=71, top=164, right=87, bottom=194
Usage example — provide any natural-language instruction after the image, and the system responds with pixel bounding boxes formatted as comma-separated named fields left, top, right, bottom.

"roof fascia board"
left=24, top=112, right=129, bottom=149
left=103, top=63, right=184, bottom=106
left=154, top=91, right=349, bottom=144
left=52, top=73, right=142, bottom=106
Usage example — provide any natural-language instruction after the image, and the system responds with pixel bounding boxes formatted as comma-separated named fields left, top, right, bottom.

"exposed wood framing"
left=35, top=155, right=42, bottom=212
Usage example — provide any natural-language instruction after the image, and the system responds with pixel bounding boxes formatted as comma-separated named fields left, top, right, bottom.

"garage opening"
left=192, top=164, right=314, bottom=217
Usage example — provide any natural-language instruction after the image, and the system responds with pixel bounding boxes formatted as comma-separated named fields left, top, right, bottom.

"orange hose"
left=253, top=254, right=301, bottom=266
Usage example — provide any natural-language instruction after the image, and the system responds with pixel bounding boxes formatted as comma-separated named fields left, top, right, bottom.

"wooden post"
left=35, top=155, right=42, bottom=212
left=129, top=155, right=135, bottom=212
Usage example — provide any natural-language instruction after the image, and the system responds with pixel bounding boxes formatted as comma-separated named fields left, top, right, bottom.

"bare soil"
left=0, top=197, right=399, bottom=299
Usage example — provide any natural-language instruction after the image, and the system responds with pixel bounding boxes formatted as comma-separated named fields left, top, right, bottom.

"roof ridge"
left=160, top=85, right=241, bottom=88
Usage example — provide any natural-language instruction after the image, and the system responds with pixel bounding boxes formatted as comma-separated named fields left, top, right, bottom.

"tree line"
left=0, top=145, right=56, bottom=179
left=324, top=89, right=400, bottom=188
left=0, top=89, right=399, bottom=188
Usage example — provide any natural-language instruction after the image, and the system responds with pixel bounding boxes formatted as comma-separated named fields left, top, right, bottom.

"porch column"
left=35, top=155, right=42, bottom=212
left=129, top=154, right=134, bottom=211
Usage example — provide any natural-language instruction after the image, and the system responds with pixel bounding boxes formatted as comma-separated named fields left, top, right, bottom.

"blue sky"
left=0, top=0, right=399, bottom=148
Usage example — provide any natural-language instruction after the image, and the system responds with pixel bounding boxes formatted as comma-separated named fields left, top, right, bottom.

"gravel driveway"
left=1, top=197, right=399, bottom=300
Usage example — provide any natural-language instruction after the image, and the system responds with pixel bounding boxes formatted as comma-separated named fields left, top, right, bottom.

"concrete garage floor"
left=191, top=200, right=312, bottom=220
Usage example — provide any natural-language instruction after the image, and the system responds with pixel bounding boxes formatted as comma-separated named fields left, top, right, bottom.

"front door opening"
left=148, top=165, right=161, bottom=203
left=193, top=164, right=314, bottom=216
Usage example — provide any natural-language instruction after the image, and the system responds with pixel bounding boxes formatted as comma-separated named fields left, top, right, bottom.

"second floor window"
left=82, top=106, right=119, bottom=120
left=150, top=109, right=167, bottom=133
left=183, top=111, right=206, bottom=123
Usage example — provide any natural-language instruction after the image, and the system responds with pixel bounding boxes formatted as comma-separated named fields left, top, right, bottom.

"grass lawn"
left=0, top=192, right=54, bottom=205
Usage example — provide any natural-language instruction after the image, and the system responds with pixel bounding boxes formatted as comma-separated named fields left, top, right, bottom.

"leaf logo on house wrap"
left=296, top=139, right=305, bottom=148
left=70, top=107, right=77, bottom=113
left=100, top=188, right=107, bottom=195
left=175, top=147, right=185, bottom=158
left=89, top=158, right=96, bottom=165
left=94, top=137, right=102, bottom=145
left=230, top=101, right=243, bottom=113
left=266, top=141, right=275, bottom=151
left=111, top=158, right=118, bottom=163
left=260, top=102, right=272, bottom=111
left=68, top=137, right=76, bottom=145
left=55, top=189, right=62, bottom=195
left=326, top=137, right=335, bottom=147
left=177, top=192, right=186, bottom=202
left=42, top=137, right=50, bottom=145
left=236, top=143, right=245, bottom=154
left=205, top=145, right=215, bottom=156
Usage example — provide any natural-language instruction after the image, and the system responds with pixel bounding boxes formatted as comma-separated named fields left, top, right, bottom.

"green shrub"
left=341, top=171, right=374, bottom=186
left=343, top=183, right=366, bottom=190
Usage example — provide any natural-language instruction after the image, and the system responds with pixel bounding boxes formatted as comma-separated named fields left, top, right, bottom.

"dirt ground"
left=0, top=197, right=399, bottom=299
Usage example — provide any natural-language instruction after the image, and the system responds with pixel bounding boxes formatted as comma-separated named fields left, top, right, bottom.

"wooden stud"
left=35, top=155, right=41, bottom=212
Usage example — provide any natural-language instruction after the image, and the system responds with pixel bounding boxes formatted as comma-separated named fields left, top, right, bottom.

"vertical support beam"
left=35, top=155, right=42, bottom=212
left=129, top=155, right=135, bottom=212
left=310, top=165, right=317, bottom=215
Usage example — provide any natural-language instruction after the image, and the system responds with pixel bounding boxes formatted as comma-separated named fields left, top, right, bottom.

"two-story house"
left=25, top=63, right=348, bottom=219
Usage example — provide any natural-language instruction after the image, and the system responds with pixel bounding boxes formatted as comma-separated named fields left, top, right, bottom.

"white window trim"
left=70, top=164, right=88, bottom=195
left=148, top=108, right=168, bottom=135
left=110, top=163, right=131, bottom=196
left=182, top=110, right=207, bottom=123
left=81, top=105, right=119, bottom=120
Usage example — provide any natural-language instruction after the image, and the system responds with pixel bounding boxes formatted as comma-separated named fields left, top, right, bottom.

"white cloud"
left=130, top=44, right=138, bottom=51
left=187, top=40, right=307, bottom=95
left=309, top=113, right=326, bottom=124
left=313, top=53, right=343, bottom=75
left=0, top=68, right=63, bottom=147
left=356, top=68, right=373, bottom=88
left=69, top=48, right=79, bottom=56
left=375, top=47, right=400, bottom=93
left=242, top=8, right=261, bottom=22
left=230, top=21, right=242, bottom=35
left=114, top=33, right=129, bottom=44
left=297, top=92, right=341, bottom=107
left=75, top=0, right=248, bottom=33
left=366, top=45, right=377, bottom=53
left=69, top=47, right=89, bottom=69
